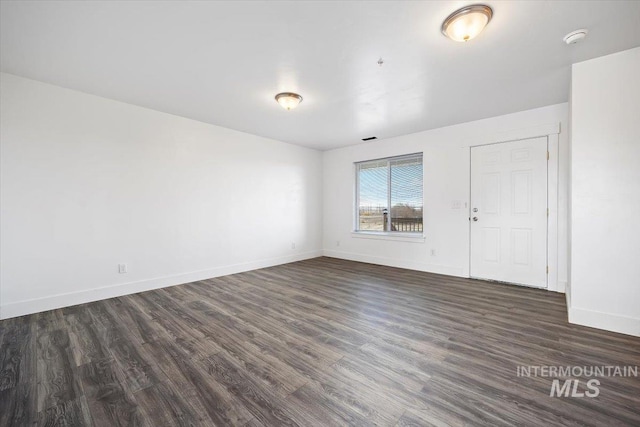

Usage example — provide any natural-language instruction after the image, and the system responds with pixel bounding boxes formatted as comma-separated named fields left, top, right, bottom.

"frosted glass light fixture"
left=275, top=92, right=303, bottom=110
left=441, top=4, right=493, bottom=42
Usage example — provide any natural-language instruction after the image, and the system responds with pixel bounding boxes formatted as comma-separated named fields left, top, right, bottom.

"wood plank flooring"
left=1, top=257, right=639, bottom=426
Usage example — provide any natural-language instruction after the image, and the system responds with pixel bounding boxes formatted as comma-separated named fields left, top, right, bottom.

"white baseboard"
left=566, top=285, right=639, bottom=337
left=322, top=249, right=465, bottom=277
left=568, top=305, right=640, bottom=337
left=0, top=250, right=322, bottom=320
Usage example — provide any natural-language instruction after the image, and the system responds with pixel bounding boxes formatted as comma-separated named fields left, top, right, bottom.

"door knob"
left=473, top=217, right=478, bottom=221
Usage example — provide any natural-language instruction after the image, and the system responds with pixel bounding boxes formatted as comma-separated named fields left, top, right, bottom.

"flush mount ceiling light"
left=275, top=92, right=303, bottom=110
left=441, top=4, right=493, bottom=42
left=563, top=29, right=588, bottom=45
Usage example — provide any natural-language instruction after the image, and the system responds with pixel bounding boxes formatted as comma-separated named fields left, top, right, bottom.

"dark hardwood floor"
left=1, top=257, right=639, bottom=426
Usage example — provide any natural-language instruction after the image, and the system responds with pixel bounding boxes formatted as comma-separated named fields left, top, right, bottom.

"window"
left=356, top=153, right=423, bottom=233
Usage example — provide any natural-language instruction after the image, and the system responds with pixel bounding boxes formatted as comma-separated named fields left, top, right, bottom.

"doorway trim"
left=466, top=123, right=560, bottom=292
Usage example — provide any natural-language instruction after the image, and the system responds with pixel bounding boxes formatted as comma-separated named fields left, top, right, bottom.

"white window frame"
left=354, top=153, right=424, bottom=237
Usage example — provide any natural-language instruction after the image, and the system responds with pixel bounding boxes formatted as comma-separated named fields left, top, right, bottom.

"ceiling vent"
left=362, top=136, right=377, bottom=141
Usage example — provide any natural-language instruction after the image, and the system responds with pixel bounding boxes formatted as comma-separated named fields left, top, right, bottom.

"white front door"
left=470, top=137, right=548, bottom=288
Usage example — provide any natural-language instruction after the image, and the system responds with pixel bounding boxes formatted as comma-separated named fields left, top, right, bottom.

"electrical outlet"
left=431, top=249, right=436, bottom=257
left=291, top=242, right=296, bottom=250
left=118, top=263, right=127, bottom=274
left=336, top=240, right=340, bottom=247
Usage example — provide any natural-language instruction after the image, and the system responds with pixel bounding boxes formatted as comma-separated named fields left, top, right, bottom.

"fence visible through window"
left=356, top=154, right=423, bottom=233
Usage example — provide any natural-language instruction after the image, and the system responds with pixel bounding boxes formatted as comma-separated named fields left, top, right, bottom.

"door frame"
left=465, top=125, right=560, bottom=292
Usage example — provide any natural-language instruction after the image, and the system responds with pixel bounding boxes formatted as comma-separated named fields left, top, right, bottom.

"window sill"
left=351, top=231, right=426, bottom=243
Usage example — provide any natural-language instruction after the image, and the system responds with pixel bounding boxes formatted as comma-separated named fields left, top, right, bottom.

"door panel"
left=482, top=228, right=500, bottom=262
left=470, top=137, right=548, bottom=288
left=481, top=173, right=501, bottom=214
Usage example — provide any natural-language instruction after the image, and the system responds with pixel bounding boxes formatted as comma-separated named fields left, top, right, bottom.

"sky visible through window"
left=358, top=159, right=422, bottom=208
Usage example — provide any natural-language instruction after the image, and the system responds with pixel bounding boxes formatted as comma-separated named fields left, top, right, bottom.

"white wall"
left=323, top=103, right=569, bottom=291
left=0, top=73, right=323, bottom=319
left=0, top=72, right=578, bottom=321
left=569, top=47, right=640, bottom=337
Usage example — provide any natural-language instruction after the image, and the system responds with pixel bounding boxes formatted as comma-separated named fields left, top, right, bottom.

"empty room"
left=1, top=1, right=639, bottom=426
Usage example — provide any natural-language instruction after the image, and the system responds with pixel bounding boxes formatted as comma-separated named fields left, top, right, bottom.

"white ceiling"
left=2, top=1, right=639, bottom=150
